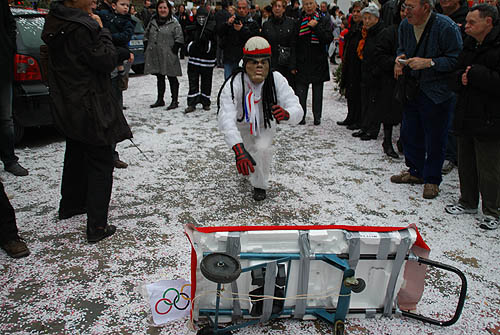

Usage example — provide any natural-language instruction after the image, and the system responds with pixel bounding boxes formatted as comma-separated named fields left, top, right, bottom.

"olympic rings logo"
left=155, top=284, right=191, bottom=315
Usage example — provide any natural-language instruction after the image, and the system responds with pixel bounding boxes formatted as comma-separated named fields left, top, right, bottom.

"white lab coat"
left=218, top=71, right=303, bottom=189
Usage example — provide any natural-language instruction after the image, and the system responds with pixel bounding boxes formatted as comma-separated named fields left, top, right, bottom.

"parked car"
left=129, top=15, right=145, bottom=74
left=11, top=7, right=53, bottom=143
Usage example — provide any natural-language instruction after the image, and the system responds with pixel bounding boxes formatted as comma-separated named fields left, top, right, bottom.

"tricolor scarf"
left=356, top=27, right=368, bottom=60
left=243, top=76, right=264, bottom=136
left=299, top=13, right=320, bottom=44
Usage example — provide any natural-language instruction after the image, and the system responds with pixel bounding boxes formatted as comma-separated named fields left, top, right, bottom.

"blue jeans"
left=401, top=91, right=452, bottom=185
left=224, top=61, right=239, bottom=80
left=0, top=78, right=18, bottom=167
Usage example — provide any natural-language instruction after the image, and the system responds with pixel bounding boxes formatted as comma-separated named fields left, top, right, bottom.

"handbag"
left=394, top=13, right=436, bottom=105
left=277, top=45, right=291, bottom=66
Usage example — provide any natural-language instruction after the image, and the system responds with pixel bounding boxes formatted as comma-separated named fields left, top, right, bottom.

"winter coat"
left=98, top=10, right=136, bottom=49
left=1, top=0, right=16, bottom=80
left=261, top=15, right=298, bottom=71
left=360, top=20, right=385, bottom=88
left=450, top=25, right=500, bottom=140
left=144, top=15, right=184, bottom=77
left=186, top=14, right=217, bottom=64
left=218, top=71, right=304, bottom=148
left=215, top=8, right=231, bottom=37
left=397, top=13, right=463, bottom=104
left=295, top=10, right=333, bottom=84
left=341, top=21, right=363, bottom=98
left=41, top=2, right=132, bottom=146
left=374, top=24, right=402, bottom=125
left=219, top=14, right=260, bottom=63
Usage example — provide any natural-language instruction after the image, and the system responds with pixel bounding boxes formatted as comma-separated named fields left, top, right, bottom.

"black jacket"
left=98, top=9, right=136, bottom=49
left=41, top=2, right=132, bottom=146
left=261, top=15, right=297, bottom=71
left=360, top=20, right=385, bottom=87
left=295, top=10, right=333, bottom=84
left=1, top=1, right=16, bottom=80
left=341, top=20, right=363, bottom=97
left=435, top=0, right=468, bottom=39
left=374, top=23, right=402, bottom=125
left=219, top=14, right=260, bottom=63
left=450, top=25, right=500, bottom=140
left=185, top=14, right=217, bottom=62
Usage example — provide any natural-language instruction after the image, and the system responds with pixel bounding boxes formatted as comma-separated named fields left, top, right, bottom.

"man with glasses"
left=390, top=0, right=462, bottom=199
left=219, top=0, right=260, bottom=79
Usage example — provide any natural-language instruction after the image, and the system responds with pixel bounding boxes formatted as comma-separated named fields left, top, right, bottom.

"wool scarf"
left=356, top=27, right=368, bottom=60
left=299, top=13, right=320, bottom=44
left=243, top=76, right=264, bottom=136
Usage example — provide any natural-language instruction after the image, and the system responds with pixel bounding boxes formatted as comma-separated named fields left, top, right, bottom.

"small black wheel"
left=200, top=253, right=241, bottom=284
left=350, top=278, right=366, bottom=293
left=334, top=320, right=345, bottom=335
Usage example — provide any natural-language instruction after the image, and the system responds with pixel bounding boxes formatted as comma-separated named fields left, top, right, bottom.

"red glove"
left=272, top=105, right=290, bottom=123
left=232, top=143, right=256, bottom=175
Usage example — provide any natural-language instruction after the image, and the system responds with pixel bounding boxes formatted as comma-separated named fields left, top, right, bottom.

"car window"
left=133, top=17, right=144, bottom=34
left=16, top=17, right=45, bottom=49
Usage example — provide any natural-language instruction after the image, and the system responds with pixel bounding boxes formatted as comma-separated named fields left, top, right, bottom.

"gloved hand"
left=271, top=105, right=289, bottom=123
left=232, top=143, right=256, bottom=175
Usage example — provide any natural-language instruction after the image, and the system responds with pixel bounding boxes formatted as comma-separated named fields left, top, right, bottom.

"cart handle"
left=401, top=255, right=467, bottom=327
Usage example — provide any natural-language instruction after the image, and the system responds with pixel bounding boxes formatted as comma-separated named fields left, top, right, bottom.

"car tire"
left=14, top=121, right=24, bottom=144
left=131, top=64, right=144, bottom=74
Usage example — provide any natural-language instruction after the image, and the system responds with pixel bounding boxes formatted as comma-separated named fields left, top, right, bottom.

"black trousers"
left=59, top=139, right=114, bottom=230
left=187, top=63, right=214, bottom=107
left=360, top=85, right=381, bottom=136
left=0, top=180, right=18, bottom=244
left=295, top=81, right=324, bottom=122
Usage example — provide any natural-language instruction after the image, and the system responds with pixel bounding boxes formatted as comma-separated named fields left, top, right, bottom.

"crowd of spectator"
left=1, top=0, right=499, bottom=259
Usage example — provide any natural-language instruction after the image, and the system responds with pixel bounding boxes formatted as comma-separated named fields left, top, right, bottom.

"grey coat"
left=144, top=16, right=184, bottom=77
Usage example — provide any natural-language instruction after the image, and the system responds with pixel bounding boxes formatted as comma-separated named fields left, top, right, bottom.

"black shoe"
left=87, top=225, right=116, bottom=243
left=184, top=106, right=195, bottom=114
left=347, top=123, right=360, bottom=130
left=166, top=101, right=179, bottom=110
left=203, top=105, right=211, bottom=111
left=114, top=159, right=128, bottom=169
left=299, top=119, right=306, bottom=125
left=59, top=207, right=87, bottom=220
left=5, top=162, right=28, bottom=176
left=150, top=100, right=165, bottom=108
left=360, top=133, right=377, bottom=141
left=352, top=130, right=365, bottom=137
left=337, top=120, right=351, bottom=126
left=397, top=139, right=403, bottom=153
left=314, top=120, right=321, bottom=126
left=383, top=141, right=399, bottom=159
left=253, top=188, right=266, bottom=201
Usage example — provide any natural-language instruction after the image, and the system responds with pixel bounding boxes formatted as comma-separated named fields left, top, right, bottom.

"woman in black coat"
left=351, top=6, right=386, bottom=141
left=261, top=0, right=298, bottom=88
left=42, top=0, right=132, bottom=243
left=295, top=0, right=333, bottom=125
left=373, top=0, right=406, bottom=158
left=338, top=1, right=364, bottom=128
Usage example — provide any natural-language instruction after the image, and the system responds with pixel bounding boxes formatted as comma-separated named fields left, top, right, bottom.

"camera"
left=233, top=17, right=241, bottom=25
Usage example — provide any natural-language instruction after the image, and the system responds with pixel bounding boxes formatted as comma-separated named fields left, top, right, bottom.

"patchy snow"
left=1, top=60, right=499, bottom=334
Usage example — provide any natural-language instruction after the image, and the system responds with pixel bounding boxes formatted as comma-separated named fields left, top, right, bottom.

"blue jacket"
left=397, top=13, right=462, bottom=104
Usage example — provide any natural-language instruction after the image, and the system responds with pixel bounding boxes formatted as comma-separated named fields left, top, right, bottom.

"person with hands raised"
left=218, top=37, right=303, bottom=201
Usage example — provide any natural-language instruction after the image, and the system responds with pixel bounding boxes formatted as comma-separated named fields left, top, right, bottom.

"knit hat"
left=243, top=36, right=272, bottom=60
left=361, top=4, right=380, bottom=18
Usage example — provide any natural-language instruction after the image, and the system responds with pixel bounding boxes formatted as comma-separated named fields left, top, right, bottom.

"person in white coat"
left=217, top=36, right=303, bottom=201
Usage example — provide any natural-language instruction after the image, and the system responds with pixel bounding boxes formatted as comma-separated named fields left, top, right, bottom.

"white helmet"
left=243, top=36, right=271, bottom=60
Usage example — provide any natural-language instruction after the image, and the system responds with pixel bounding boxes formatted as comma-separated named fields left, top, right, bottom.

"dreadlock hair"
left=217, top=63, right=278, bottom=130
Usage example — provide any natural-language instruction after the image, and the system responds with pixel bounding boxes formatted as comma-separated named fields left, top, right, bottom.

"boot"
left=150, top=76, right=166, bottom=108
left=383, top=125, right=399, bottom=159
left=167, top=78, right=179, bottom=110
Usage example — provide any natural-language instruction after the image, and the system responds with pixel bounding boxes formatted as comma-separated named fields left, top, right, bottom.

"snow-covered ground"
left=1, top=61, right=499, bottom=334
